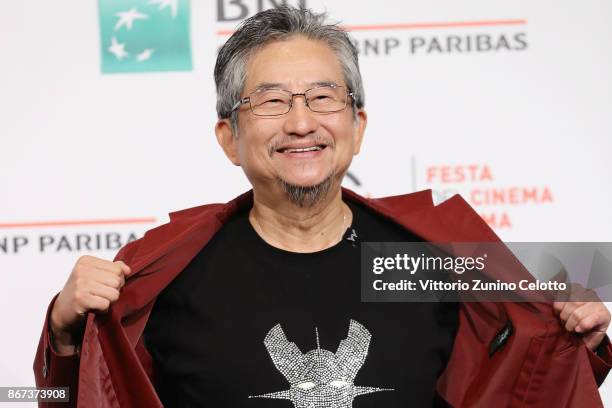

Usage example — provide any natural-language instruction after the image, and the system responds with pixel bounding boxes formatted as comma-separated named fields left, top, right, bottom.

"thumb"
left=116, top=261, right=133, bottom=277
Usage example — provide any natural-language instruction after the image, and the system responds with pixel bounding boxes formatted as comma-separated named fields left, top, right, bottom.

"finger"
left=565, top=306, right=587, bottom=332
left=553, top=301, right=566, bottom=315
left=95, top=272, right=125, bottom=290
left=559, top=302, right=579, bottom=322
left=86, top=294, right=112, bottom=313
left=74, top=290, right=112, bottom=314
left=560, top=301, right=587, bottom=322
left=88, top=283, right=121, bottom=304
left=71, top=264, right=124, bottom=290
left=115, top=261, right=132, bottom=276
left=92, top=260, right=126, bottom=278
left=575, top=308, right=610, bottom=333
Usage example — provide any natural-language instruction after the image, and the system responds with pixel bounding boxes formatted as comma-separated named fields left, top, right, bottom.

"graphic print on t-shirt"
left=249, top=319, right=393, bottom=407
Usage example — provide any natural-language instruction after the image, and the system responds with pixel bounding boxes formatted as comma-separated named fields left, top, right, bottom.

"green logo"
left=98, top=0, right=192, bottom=74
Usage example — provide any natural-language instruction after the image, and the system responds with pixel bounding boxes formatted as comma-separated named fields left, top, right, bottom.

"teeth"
left=284, top=146, right=323, bottom=153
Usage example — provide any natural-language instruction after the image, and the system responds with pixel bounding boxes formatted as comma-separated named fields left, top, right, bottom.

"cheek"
left=240, top=141, right=268, bottom=168
left=330, top=123, right=357, bottom=151
left=237, top=125, right=276, bottom=165
left=327, top=113, right=357, bottom=137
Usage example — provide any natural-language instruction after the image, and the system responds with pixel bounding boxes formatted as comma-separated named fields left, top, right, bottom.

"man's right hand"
left=49, top=255, right=133, bottom=355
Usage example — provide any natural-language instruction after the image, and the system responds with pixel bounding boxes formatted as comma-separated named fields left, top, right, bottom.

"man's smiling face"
left=219, top=36, right=366, bottom=201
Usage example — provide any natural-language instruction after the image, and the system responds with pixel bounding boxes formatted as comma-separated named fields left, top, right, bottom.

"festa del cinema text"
left=425, top=164, right=553, bottom=229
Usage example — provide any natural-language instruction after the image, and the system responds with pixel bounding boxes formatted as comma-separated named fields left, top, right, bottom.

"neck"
left=249, top=186, right=352, bottom=253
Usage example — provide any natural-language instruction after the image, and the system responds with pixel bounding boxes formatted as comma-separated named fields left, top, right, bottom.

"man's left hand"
left=554, top=300, right=611, bottom=351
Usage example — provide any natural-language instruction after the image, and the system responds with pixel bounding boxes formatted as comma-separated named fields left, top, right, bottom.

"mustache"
left=267, top=134, right=335, bottom=157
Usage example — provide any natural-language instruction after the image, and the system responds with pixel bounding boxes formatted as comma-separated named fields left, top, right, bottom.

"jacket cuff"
left=587, top=335, right=612, bottom=387
left=33, top=293, right=80, bottom=406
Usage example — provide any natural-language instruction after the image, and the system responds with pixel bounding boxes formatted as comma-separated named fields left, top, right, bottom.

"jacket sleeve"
left=33, top=239, right=142, bottom=407
left=587, top=335, right=612, bottom=386
left=33, top=292, right=79, bottom=408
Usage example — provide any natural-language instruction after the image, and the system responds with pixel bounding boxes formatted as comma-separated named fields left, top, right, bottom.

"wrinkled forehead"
left=243, top=36, right=345, bottom=95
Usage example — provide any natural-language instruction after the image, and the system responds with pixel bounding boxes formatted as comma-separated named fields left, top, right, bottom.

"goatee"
left=277, top=172, right=336, bottom=208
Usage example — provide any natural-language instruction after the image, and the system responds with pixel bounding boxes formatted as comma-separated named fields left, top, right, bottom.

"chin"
left=276, top=171, right=338, bottom=207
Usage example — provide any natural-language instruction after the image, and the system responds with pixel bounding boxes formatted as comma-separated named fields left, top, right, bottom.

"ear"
left=352, top=109, right=367, bottom=155
left=215, top=119, right=240, bottom=166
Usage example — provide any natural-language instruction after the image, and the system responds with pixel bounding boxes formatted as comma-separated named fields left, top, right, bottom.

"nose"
left=281, top=94, right=319, bottom=137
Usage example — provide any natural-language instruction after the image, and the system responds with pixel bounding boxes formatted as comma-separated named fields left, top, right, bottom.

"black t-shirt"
left=144, top=201, right=458, bottom=407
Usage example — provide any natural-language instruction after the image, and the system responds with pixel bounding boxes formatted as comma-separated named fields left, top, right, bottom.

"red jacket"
left=34, top=189, right=612, bottom=407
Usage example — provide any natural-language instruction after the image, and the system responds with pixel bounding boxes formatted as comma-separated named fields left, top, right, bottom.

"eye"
left=310, top=93, right=334, bottom=103
left=309, top=87, right=337, bottom=99
left=262, top=98, right=285, bottom=105
left=296, top=381, right=316, bottom=390
left=254, top=90, right=289, bottom=107
left=329, top=380, right=349, bottom=388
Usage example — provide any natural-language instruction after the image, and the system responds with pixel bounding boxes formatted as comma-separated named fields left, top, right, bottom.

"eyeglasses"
left=231, top=84, right=354, bottom=117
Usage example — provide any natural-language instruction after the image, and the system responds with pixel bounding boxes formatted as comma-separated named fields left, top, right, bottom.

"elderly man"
left=35, top=6, right=611, bottom=408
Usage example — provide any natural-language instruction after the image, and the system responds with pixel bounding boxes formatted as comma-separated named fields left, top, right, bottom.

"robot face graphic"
left=249, top=319, right=393, bottom=407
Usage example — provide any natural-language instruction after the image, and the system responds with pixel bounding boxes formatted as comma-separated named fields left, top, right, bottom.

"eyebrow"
left=250, top=80, right=342, bottom=93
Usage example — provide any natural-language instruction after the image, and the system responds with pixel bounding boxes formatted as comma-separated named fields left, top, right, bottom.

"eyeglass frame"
left=230, top=84, right=355, bottom=117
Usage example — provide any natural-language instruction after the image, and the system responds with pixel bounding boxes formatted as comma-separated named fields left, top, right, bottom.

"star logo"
left=108, top=37, right=129, bottom=60
left=98, top=0, right=192, bottom=74
left=114, top=8, right=149, bottom=31
left=136, top=48, right=155, bottom=62
left=148, top=0, right=179, bottom=18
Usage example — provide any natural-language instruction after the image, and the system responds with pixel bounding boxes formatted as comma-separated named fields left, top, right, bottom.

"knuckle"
left=110, top=289, right=120, bottom=302
left=77, top=255, right=92, bottom=265
left=107, top=262, right=121, bottom=274
left=74, top=263, right=92, bottom=278
left=573, top=308, right=586, bottom=321
left=116, top=260, right=131, bottom=275
left=73, top=289, right=85, bottom=305
left=72, top=263, right=84, bottom=276
left=74, top=276, right=87, bottom=289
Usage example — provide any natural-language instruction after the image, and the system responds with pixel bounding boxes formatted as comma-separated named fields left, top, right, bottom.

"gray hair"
left=214, top=6, right=365, bottom=129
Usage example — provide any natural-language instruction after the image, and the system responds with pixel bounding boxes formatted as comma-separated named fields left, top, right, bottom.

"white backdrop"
left=1, top=0, right=611, bottom=406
